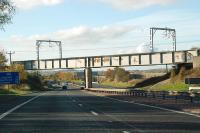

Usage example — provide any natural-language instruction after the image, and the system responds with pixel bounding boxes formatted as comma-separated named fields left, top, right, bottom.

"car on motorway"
left=62, top=85, right=68, bottom=90
left=53, top=84, right=62, bottom=88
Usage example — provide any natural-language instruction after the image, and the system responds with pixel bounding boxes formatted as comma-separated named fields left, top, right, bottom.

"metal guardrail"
left=86, top=88, right=200, bottom=103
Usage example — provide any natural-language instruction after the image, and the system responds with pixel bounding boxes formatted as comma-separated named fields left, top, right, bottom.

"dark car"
left=62, top=85, right=67, bottom=90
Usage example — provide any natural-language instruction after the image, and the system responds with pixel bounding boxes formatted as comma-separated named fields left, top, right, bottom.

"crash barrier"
left=86, top=88, right=200, bottom=103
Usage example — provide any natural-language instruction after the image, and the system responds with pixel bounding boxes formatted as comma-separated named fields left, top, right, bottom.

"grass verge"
left=0, top=84, right=35, bottom=95
left=71, top=80, right=83, bottom=84
left=149, top=82, right=189, bottom=92
left=100, top=81, right=134, bottom=88
left=0, top=88, right=33, bottom=95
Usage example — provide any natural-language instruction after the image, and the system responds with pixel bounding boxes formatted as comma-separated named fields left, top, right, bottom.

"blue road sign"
left=185, top=78, right=200, bottom=84
left=0, top=72, right=20, bottom=84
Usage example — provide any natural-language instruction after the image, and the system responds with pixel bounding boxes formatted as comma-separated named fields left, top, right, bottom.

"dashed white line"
left=0, top=94, right=42, bottom=120
left=78, top=104, right=83, bottom=107
left=122, top=131, right=130, bottom=133
left=90, top=111, right=98, bottom=116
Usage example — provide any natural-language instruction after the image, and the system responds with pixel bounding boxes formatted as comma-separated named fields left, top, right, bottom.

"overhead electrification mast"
left=36, top=40, right=62, bottom=69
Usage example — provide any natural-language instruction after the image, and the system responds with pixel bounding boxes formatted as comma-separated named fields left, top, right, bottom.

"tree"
left=178, top=66, right=186, bottom=81
left=0, top=0, right=15, bottom=30
left=6, top=64, right=28, bottom=82
left=105, top=69, right=115, bottom=81
left=170, top=68, right=176, bottom=83
left=104, top=67, right=130, bottom=82
left=55, top=72, right=77, bottom=82
left=0, top=51, right=7, bottom=70
left=114, top=67, right=130, bottom=82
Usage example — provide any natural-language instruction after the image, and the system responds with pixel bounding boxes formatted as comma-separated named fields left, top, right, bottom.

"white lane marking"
left=104, top=96, right=200, bottom=118
left=78, top=103, right=82, bottom=106
left=90, top=111, right=98, bottom=116
left=73, top=99, right=76, bottom=102
left=100, top=110, right=145, bottom=133
left=83, top=92, right=145, bottom=133
left=0, top=94, right=42, bottom=120
left=122, top=131, right=130, bottom=133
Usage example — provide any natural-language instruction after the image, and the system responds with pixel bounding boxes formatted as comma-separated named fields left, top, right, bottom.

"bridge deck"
left=14, top=49, right=200, bottom=70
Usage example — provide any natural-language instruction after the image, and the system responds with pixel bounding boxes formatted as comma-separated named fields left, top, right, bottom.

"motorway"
left=0, top=86, right=200, bottom=133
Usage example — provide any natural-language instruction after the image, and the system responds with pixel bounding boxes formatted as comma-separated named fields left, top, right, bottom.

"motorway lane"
left=0, top=87, right=199, bottom=133
left=67, top=89, right=200, bottom=133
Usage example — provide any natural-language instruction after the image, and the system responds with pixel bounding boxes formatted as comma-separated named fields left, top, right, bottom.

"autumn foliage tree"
left=104, top=67, right=130, bottom=82
left=6, top=64, right=28, bottom=82
left=55, top=72, right=77, bottom=81
left=114, top=67, right=130, bottom=82
left=105, top=69, right=115, bottom=81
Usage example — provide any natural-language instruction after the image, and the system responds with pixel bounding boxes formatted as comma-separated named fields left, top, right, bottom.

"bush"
left=27, top=73, right=44, bottom=90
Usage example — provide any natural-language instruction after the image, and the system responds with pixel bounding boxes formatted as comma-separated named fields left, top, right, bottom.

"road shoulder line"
left=0, top=94, right=43, bottom=120
left=84, top=91, right=200, bottom=118
left=105, top=96, right=200, bottom=118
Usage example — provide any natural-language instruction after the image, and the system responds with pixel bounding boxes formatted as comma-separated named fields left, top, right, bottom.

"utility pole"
left=6, top=51, right=15, bottom=65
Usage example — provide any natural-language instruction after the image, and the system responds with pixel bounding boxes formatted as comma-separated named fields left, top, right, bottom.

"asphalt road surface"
left=0, top=86, right=200, bottom=133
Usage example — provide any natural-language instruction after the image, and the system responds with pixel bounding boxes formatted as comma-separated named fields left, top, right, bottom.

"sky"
left=0, top=0, right=200, bottom=62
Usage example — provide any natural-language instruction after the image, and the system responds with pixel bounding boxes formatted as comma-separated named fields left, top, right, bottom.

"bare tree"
left=0, top=0, right=15, bottom=30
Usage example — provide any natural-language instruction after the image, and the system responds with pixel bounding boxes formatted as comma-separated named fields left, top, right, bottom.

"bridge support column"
left=84, top=68, right=92, bottom=89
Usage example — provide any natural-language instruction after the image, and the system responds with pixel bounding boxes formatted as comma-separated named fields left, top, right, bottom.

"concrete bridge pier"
left=84, top=68, right=92, bottom=89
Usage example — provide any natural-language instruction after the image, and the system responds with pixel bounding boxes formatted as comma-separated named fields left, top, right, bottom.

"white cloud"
left=99, top=0, right=176, bottom=10
left=1, top=24, right=136, bottom=50
left=13, top=0, right=64, bottom=10
left=0, top=24, right=136, bottom=60
left=13, top=0, right=176, bottom=10
left=48, top=24, right=136, bottom=44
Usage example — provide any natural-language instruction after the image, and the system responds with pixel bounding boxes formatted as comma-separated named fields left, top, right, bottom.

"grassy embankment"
left=147, top=82, right=189, bottom=92
left=149, top=68, right=200, bottom=92
left=100, top=81, right=134, bottom=88
left=99, top=79, right=141, bottom=88
left=99, top=67, right=200, bottom=92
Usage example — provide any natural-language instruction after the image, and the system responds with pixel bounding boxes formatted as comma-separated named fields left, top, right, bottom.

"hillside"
left=139, top=67, right=200, bottom=92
